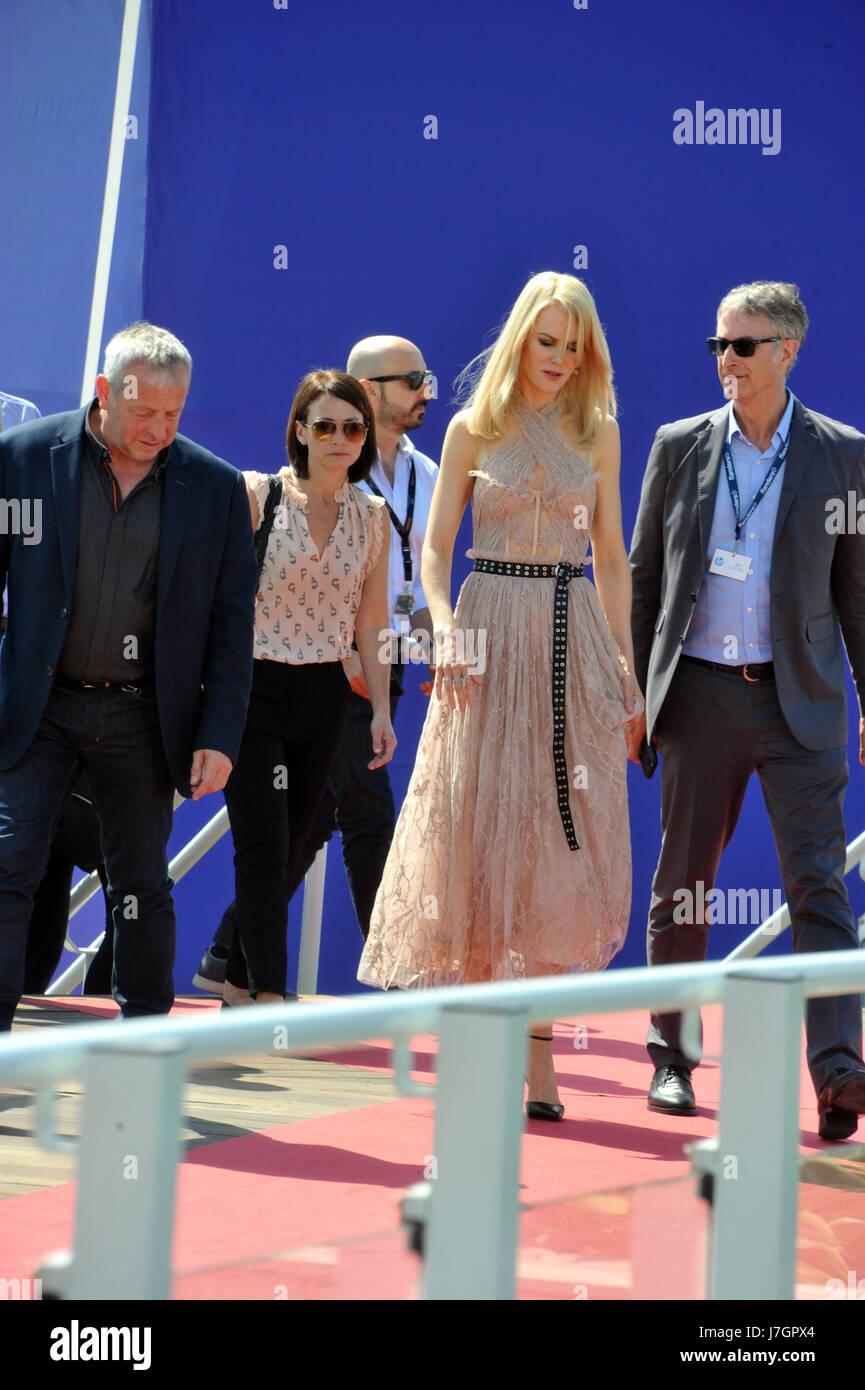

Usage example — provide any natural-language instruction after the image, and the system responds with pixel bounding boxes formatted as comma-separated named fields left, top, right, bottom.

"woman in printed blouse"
left=223, top=369, right=395, bottom=1006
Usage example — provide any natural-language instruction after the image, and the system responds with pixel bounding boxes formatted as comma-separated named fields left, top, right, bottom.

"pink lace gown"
left=357, top=398, right=631, bottom=989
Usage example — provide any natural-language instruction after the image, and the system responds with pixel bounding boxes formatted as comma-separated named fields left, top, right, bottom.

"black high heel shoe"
left=526, top=1033, right=564, bottom=1122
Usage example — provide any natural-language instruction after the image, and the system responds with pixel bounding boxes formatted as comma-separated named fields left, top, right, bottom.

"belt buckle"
left=742, top=663, right=759, bottom=683
left=556, top=561, right=573, bottom=580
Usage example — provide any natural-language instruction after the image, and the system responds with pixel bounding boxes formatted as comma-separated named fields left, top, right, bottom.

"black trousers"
left=213, top=663, right=403, bottom=966
left=223, top=659, right=350, bottom=997
left=647, top=656, right=864, bottom=1097
left=304, top=670, right=403, bottom=940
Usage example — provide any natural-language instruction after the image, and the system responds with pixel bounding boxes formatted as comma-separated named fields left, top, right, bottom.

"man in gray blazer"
left=628, top=281, right=865, bottom=1141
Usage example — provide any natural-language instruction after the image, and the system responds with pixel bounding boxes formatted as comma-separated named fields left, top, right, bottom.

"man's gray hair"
left=102, top=321, right=192, bottom=393
left=717, top=281, right=809, bottom=374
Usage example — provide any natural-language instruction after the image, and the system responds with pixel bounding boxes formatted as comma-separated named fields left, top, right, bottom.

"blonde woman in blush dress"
left=358, top=272, right=641, bottom=1119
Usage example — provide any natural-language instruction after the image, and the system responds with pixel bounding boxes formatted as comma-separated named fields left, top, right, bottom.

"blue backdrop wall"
left=0, top=0, right=150, bottom=412
left=3, top=0, right=865, bottom=994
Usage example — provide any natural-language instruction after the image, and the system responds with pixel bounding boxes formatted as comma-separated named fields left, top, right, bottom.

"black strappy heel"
left=526, top=1033, right=564, bottom=1121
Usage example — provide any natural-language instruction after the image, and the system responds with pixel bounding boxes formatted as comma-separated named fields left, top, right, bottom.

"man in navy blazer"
left=628, top=282, right=865, bottom=1142
left=0, top=322, right=256, bottom=1027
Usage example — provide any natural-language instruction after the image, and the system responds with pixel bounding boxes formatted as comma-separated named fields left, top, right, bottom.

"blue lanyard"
left=723, top=433, right=790, bottom=548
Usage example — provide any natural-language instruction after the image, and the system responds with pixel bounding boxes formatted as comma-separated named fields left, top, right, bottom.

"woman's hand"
left=342, top=650, right=370, bottom=701
left=621, top=670, right=647, bottom=763
left=433, top=629, right=482, bottom=713
left=368, top=712, right=397, bottom=769
left=621, top=669, right=642, bottom=720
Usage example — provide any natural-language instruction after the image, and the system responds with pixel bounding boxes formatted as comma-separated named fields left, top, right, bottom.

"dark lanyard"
left=723, top=433, right=789, bottom=549
left=366, top=457, right=416, bottom=584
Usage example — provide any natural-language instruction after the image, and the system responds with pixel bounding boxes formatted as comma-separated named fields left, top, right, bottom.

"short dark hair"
left=286, top=370, right=377, bottom=482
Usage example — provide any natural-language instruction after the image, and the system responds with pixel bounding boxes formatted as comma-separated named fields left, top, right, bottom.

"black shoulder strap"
left=254, top=474, right=283, bottom=578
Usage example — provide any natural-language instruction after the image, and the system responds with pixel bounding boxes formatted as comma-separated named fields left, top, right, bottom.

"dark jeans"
left=213, top=665, right=403, bottom=969
left=23, top=775, right=113, bottom=994
left=0, top=683, right=176, bottom=1029
left=24, top=857, right=113, bottom=994
left=223, top=659, right=351, bottom=997
left=647, top=657, right=863, bottom=1097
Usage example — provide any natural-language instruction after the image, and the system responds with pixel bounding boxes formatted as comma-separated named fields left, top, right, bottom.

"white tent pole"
left=79, top=0, right=143, bottom=407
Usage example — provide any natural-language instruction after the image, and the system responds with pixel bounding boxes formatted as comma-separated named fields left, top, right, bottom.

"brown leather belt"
left=680, top=654, right=774, bottom=683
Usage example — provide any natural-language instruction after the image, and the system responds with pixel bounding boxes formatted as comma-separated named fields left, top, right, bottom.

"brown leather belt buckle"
left=742, top=664, right=760, bottom=682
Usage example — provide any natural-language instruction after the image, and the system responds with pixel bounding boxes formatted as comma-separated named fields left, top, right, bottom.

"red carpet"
left=20, top=994, right=218, bottom=1019
left=3, top=1005, right=861, bottom=1299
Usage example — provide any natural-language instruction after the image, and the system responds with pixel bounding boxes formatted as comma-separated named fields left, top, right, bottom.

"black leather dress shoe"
left=647, top=1065, right=696, bottom=1115
left=817, top=1071, right=865, bottom=1142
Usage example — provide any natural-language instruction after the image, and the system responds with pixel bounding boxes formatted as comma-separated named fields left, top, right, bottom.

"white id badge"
left=710, top=548, right=752, bottom=582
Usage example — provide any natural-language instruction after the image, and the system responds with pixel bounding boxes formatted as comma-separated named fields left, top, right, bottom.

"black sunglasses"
left=367, top=371, right=434, bottom=392
left=706, top=336, right=780, bottom=358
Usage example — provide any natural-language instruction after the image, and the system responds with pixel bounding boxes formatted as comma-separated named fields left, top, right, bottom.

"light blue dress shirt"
left=683, top=390, right=795, bottom=665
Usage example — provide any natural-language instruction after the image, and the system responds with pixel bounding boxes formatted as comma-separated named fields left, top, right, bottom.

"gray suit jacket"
left=629, top=398, right=865, bottom=751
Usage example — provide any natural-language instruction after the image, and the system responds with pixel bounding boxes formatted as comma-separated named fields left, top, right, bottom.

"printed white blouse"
left=247, top=468, right=387, bottom=665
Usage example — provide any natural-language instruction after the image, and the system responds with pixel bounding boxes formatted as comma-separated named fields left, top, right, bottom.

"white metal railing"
left=5, top=949, right=865, bottom=1301
left=725, top=825, right=865, bottom=961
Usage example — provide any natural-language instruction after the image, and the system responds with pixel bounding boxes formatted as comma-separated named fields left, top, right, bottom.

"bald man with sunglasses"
left=324, top=337, right=439, bottom=942
left=628, top=281, right=865, bottom=1142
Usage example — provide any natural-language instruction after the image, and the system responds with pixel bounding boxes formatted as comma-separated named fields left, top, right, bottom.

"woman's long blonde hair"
left=457, top=271, right=616, bottom=447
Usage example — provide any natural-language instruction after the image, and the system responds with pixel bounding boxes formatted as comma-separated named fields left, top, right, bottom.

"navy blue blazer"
left=0, top=406, right=256, bottom=795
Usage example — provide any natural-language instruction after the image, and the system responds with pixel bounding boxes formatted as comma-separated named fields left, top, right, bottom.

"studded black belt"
left=472, top=557, right=584, bottom=852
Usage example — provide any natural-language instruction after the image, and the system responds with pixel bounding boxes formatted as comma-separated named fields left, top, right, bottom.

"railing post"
left=423, top=1004, right=526, bottom=1300
left=710, top=971, right=803, bottom=1299
left=297, top=843, right=327, bottom=995
left=66, top=1039, right=187, bottom=1300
